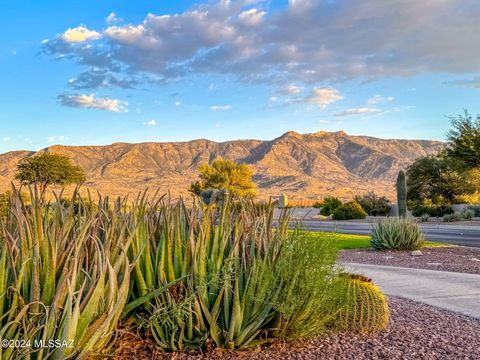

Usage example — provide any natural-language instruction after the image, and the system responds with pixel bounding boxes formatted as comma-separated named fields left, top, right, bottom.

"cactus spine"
left=396, top=170, right=407, bottom=218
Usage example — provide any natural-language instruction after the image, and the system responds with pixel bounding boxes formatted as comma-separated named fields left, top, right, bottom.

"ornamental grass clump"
left=0, top=187, right=132, bottom=359
left=370, top=217, right=425, bottom=251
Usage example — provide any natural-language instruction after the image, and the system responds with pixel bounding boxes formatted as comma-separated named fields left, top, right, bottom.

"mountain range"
left=0, top=131, right=445, bottom=200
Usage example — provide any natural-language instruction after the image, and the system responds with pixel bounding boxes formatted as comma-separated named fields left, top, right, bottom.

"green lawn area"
left=303, top=231, right=452, bottom=250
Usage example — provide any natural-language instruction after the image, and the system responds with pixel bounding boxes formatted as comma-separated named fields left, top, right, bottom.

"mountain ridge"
left=0, top=131, right=445, bottom=200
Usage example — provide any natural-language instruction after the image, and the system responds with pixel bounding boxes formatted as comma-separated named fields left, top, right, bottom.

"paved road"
left=343, top=263, right=480, bottom=319
left=298, top=220, right=480, bottom=247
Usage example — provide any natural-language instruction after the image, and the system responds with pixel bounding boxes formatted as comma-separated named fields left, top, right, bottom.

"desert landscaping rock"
left=339, top=246, right=480, bottom=274
left=114, top=297, right=480, bottom=359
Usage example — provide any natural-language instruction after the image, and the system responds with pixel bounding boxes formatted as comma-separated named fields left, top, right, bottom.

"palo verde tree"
left=406, top=154, right=480, bottom=204
left=446, top=110, right=480, bottom=169
left=15, top=152, right=86, bottom=198
left=190, top=157, right=256, bottom=199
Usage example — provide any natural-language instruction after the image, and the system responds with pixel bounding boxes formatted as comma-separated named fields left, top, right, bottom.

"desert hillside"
left=0, top=131, right=445, bottom=200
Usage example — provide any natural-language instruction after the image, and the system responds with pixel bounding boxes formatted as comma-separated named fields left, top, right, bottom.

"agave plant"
left=0, top=187, right=133, bottom=359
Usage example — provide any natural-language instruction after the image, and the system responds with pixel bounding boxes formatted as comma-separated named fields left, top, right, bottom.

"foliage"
left=370, top=217, right=425, bottom=251
left=419, top=213, right=430, bottom=222
left=333, top=274, right=389, bottom=333
left=189, top=158, right=256, bottom=199
left=123, top=197, right=352, bottom=350
left=354, top=192, right=391, bottom=216
left=467, top=205, right=480, bottom=217
left=0, top=187, right=131, bottom=359
left=396, top=170, right=407, bottom=217
left=446, top=110, right=480, bottom=169
left=406, top=155, right=480, bottom=204
left=408, top=199, right=454, bottom=217
left=319, top=196, right=343, bottom=216
left=331, top=201, right=367, bottom=221
left=443, top=209, right=475, bottom=222
left=16, top=153, right=86, bottom=196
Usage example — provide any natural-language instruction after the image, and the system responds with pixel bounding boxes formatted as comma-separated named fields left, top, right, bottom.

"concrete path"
left=343, top=262, right=480, bottom=319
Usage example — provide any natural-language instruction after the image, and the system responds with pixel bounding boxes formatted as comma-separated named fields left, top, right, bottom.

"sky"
left=0, top=0, right=479, bottom=152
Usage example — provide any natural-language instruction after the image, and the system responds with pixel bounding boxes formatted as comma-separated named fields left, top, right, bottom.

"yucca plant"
left=0, top=187, right=133, bottom=359
left=370, top=217, right=425, bottom=250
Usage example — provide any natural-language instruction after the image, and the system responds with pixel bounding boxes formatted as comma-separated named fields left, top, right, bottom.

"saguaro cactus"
left=396, top=170, right=407, bottom=217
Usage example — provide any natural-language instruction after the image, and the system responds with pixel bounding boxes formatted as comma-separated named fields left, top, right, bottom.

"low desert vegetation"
left=0, top=187, right=389, bottom=358
left=318, top=196, right=343, bottom=216
left=331, top=200, right=367, bottom=221
left=370, top=217, right=425, bottom=251
left=354, top=192, right=391, bottom=216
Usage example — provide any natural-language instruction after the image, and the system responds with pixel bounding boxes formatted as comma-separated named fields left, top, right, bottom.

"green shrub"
left=333, top=274, right=389, bottom=333
left=409, top=200, right=454, bottom=217
left=419, top=213, right=430, bottom=222
left=462, top=209, right=475, bottom=220
left=370, top=217, right=425, bottom=250
left=331, top=201, right=367, bottom=220
left=319, top=196, right=342, bottom=216
left=355, top=192, right=391, bottom=216
left=467, top=205, right=480, bottom=217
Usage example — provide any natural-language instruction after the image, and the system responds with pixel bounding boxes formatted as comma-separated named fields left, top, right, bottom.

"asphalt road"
left=298, top=220, right=480, bottom=248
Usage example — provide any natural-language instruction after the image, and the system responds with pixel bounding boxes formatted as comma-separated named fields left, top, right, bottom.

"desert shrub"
left=409, top=200, right=454, bottom=217
left=319, top=196, right=342, bottom=216
left=419, top=213, right=430, bottom=222
left=355, top=192, right=391, bottom=216
left=331, top=201, right=367, bottom=220
left=467, top=205, right=480, bottom=217
left=443, top=209, right=475, bottom=222
left=333, top=274, right=389, bottom=333
left=370, top=217, right=425, bottom=250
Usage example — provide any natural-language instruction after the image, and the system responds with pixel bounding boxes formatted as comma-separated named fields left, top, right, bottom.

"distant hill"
left=0, top=131, right=445, bottom=200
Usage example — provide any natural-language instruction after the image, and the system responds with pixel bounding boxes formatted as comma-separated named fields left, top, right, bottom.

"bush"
left=331, top=201, right=367, bottom=220
left=333, top=274, right=389, bottom=333
left=370, top=217, right=425, bottom=250
left=467, top=205, right=480, bottom=217
left=419, top=213, right=430, bottom=222
left=443, top=209, right=475, bottom=222
left=409, top=200, right=454, bottom=217
left=319, top=196, right=342, bottom=216
left=355, top=192, right=391, bottom=216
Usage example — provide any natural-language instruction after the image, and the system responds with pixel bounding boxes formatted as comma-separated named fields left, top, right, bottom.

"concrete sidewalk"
left=343, top=262, right=480, bottom=319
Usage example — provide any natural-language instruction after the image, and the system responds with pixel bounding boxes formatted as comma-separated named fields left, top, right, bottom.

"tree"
left=446, top=110, right=480, bottom=168
left=16, top=153, right=86, bottom=197
left=354, top=192, right=391, bottom=216
left=406, top=154, right=480, bottom=203
left=189, top=158, right=256, bottom=198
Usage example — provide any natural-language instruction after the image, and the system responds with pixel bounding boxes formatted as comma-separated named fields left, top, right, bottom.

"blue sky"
left=0, top=0, right=479, bottom=152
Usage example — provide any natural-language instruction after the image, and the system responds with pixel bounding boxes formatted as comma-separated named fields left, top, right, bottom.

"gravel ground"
left=113, top=297, right=480, bottom=360
left=339, top=246, right=480, bottom=274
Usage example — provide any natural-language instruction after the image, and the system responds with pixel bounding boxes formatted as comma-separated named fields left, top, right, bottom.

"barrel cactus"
left=335, top=274, right=390, bottom=333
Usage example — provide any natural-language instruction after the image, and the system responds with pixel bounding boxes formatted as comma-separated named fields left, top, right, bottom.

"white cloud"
left=62, top=26, right=101, bottom=43
left=211, top=105, right=232, bottom=111
left=367, top=95, right=394, bottom=106
left=106, top=12, right=121, bottom=24
left=45, top=1, right=480, bottom=92
left=47, top=135, right=66, bottom=143
left=3, top=137, right=11, bottom=142
left=306, top=87, right=343, bottom=108
left=239, top=8, right=267, bottom=26
left=334, top=108, right=381, bottom=117
left=57, top=94, right=128, bottom=112
left=143, top=119, right=157, bottom=126
left=174, top=101, right=181, bottom=106
left=282, top=83, right=303, bottom=95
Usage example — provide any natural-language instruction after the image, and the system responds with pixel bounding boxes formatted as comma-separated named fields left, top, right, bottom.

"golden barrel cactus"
left=335, top=274, right=390, bottom=333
